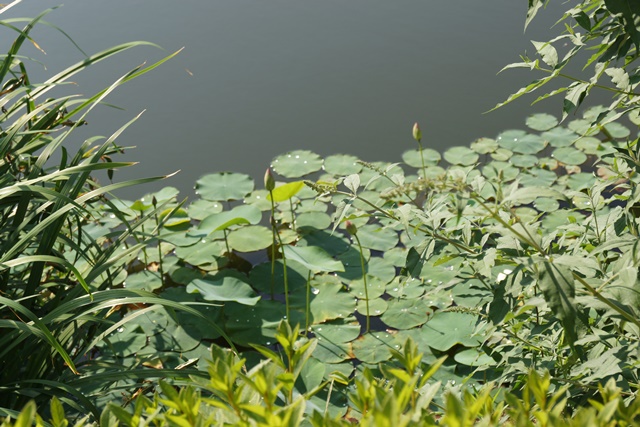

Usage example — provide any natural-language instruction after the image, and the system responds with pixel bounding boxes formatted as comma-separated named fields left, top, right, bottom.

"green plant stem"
left=269, top=192, right=290, bottom=319
left=417, top=141, right=427, bottom=181
left=268, top=193, right=277, bottom=300
left=305, top=270, right=311, bottom=335
left=353, top=233, right=370, bottom=333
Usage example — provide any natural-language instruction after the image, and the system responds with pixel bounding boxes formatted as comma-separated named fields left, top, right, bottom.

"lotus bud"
left=412, top=122, right=422, bottom=143
left=264, top=167, right=275, bottom=191
left=345, top=220, right=357, bottom=235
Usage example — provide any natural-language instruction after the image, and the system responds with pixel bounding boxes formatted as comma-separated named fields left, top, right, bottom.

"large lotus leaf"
left=451, top=279, right=493, bottom=307
left=357, top=297, right=388, bottom=316
left=510, top=154, right=538, bottom=168
left=312, top=336, right=353, bottom=364
left=224, top=300, right=305, bottom=347
left=384, top=247, right=408, bottom=267
left=197, top=204, right=262, bottom=234
left=297, top=198, right=329, bottom=213
left=99, top=325, right=148, bottom=357
left=356, top=225, right=399, bottom=252
left=352, top=331, right=401, bottom=364
left=296, top=212, right=332, bottom=231
left=512, top=134, right=547, bottom=154
left=386, top=277, right=426, bottom=299
left=519, top=169, right=557, bottom=187
left=470, top=137, right=498, bottom=154
left=490, top=148, right=513, bottom=161
left=496, top=129, right=527, bottom=149
left=552, top=147, right=587, bottom=165
left=312, top=317, right=361, bottom=343
left=443, top=146, right=479, bottom=166
left=534, top=197, right=560, bottom=213
left=243, top=190, right=272, bottom=211
left=541, top=127, right=578, bottom=147
left=393, top=329, right=437, bottom=364
left=291, top=282, right=356, bottom=323
left=187, top=199, right=223, bottom=220
left=124, top=270, right=163, bottom=291
left=187, top=275, right=260, bottom=305
left=174, top=240, right=226, bottom=267
left=249, top=260, right=309, bottom=294
left=526, top=113, right=558, bottom=131
left=402, top=148, right=441, bottom=168
left=604, top=122, right=630, bottom=139
left=381, top=298, right=431, bottom=329
left=421, top=311, right=482, bottom=351
left=482, top=161, right=519, bottom=182
left=283, top=245, right=345, bottom=273
left=348, top=276, right=387, bottom=300
left=159, top=287, right=223, bottom=340
left=269, top=181, right=305, bottom=202
left=575, top=136, right=607, bottom=155
left=323, top=154, right=363, bottom=176
left=454, top=348, right=496, bottom=367
left=271, top=150, right=323, bottom=178
left=564, top=172, right=596, bottom=191
left=144, top=319, right=202, bottom=354
left=567, top=119, right=600, bottom=136
left=195, top=172, right=254, bottom=201
left=299, top=230, right=351, bottom=257
left=159, top=230, right=202, bottom=247
left=159, top=208, right=191, bottom=230
left=339, top=254, right=395, bottom=286
left=227, top=225, right=272, bottom=252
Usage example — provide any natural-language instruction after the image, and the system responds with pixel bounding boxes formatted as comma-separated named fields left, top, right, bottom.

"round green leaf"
left=604, top=122, right=630, bottom=138
left=187, top=199, right=223, bottom=220
left=567, top=119, right=599, bottom=136
left=187, top=276, right=260, bottom=305
left=402, top=148, right=441, bottom=168
left=250, top=260, right=309, bottom=294
left=271, top=150, right=323, bottom=178
left=490, top=148, right=513, bottom=161
left=269, top=181, right=305, bottom=202
left=510, top=154, right=538, bottom=168
left=296, top=212, right=332, bottom=231
left=356, top=224, right=399, bottom=252
left=195, top=172, right=254, bottom=201
left=124, top=270, right=163, bottom=291
left=534, top=197, right=560, bottom=212
left=323, top=154, right=363, bottom=176
left=352, top=332, right=402, bottom=364
left=292, top=282, right=356, bottom=323
left=227, top=225, right=272, bottom=252
left=470, top=137, right=498, bottom=154
left=454, top=348, right=496, bottom=367
left=526, top=113, right=558, bottom=131
left=443, top=146, right=479, bottom=166
left=357, top=297, right=388, bottom=316
left=244, top=189, right=273, bottom=210
left=421, top=311, right=482, bottom=351
left=381, top=299, right=431, bottom=329
left=541, top=127, right=578, bottom=147
left=552, top=147, right=587, bottom=165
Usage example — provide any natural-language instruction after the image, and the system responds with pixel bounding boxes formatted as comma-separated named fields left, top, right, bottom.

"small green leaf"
left=268, top=181, right=305, bottom=202
left=187, top=276, right=260, bottom=305
left=283, top=245, right=345, bottom=273
left=195, top=172, right=254, bottom=201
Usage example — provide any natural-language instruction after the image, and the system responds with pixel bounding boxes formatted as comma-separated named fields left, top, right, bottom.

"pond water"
left=9, top=0, right=572, bottom=199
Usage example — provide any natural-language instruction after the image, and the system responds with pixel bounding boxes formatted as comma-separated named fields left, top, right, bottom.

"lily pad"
left=224, top=300, right=304, bottom=347
left=99, top=325, right=148, bottom=357
left=174, top=240, right=227, bottom=267
left=124, top=270, right=163, bottom=292
left=187, top=199, right=223, bottom=220
left=269, top=181, right=305, bottom=202
left=187, top=275, right=260, bottom=305
left=470, top=138, right=498, bottom=154
left=526, top=113, right=558, bottom=131
left=195, top=172, right=254, bottom=201
left=323, top=154, right=363, bottom=176
left=271, top=150, right=323, bottom=178
left=243, top=190, right=273, bottom=211
left=249, top=260, right=310, bottom=294
left=541, top=127, right=578, bottom=147
left=352, top=331, right=401, bottom=364
left=227, top=226, right=272, bottom=252
left=283, top=245, right=345, bottom=273
left=357, top=298, right=388, bottom=316
left=356, top=224, right=399, bottom=252
left=490, top=148, right=513, bottom=161
left=534, top=197, right=560, bottom=212
left=421, top=311, right=482, bottom=351
left=510, top=154, right=538, bottom=168
left=292, top=282, right=356, bottom=323
left=443, top=146, right=479, bottom=166
left=552, top=147, right=587, bottom=165
left=402, top=148, right=441, bottom=168
left=312, top=317, right=361, bottom=343
left=197, top=205, right=262, bottom=234
left=381, top=299, right=431, bottom=329
left=296, top=212, right=332, bottom=231
left=454, top=348, right=496, bottom=367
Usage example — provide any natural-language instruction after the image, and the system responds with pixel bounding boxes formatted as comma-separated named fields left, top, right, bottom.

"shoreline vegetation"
left=4, top=1, right=640, bottom=425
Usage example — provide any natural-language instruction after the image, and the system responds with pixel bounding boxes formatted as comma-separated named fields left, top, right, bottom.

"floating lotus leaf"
left=542, top=209, right=585, bottom=231
left=187, top=275, right=260, bottom=305
left=297, top=199, right=329, bottom=213
left=124, top=270, right=163, bottom=291
left=381, top=299, right=431, bottom=329
left=145, top=186, right=180, bottom=203
left=351, top=190, right=385, bottom=211
left=323, top=154, right=363, bottom=176
left=514, top=206, right=539, bottom=223
left=299, top=230, right=350, bottom=257
left=630, top=109, right=640, bottom=126
left=298, top=357, right=326, bottom=393
left=348, top=277, right=386, bottom=300
left=582, top=105, right=608, bottom=121
left=470, top=137, right=498, bottom=154
left=243, top=190, right=272, bottom=211
left=566, top=173, right=596, bottom=191
left=604, top=122, right=630, bottom=138
left=384, top=247, right=408, bottom=267
left=513, top=134, right=547, bottom=154
left=160, top=287, right=223, bottom=340
left=296, top=212, right=332, bottom=231
left=269, top=181, right=305, bottom=202
left=187, top=199, right=223, bottom=220
left=386, top=277, right=425, bottom=299
left=541, top=127, right=578, bottom=147
left=99, top=325, right=148, bottom=357
left=174, top=240, right=226, bottom=267
left=312, top=336, right=353, bottom=363
left=224, top=300, right=305, bottom=347
left=482, top=162, right=519, bottom=182
left=338, top=252, right=395, bottom=285
left=423, top=165, right=447, bottom=178
left=292, top=282, right=356, bottom=323
left=572, top=192, right=604, bottom=210
left=490, top=148, right=513, bottom=161
left=421, top=311, right=482, bottom=351
left=454, top=348, right=496, bottom=367
left=227, top=225, right=272, bottom=252
left=283, top=245, right=345, bottom=273
left=443, top=146, right=479, bottom=166
left=356, top=224, right=399, bottom=252
left=510, top=154, right=538, bottom=168
left=271, top=150, right=323, bottom=178
left=312, top=317, right=361, bottom=342
left=519, top=169, right=557, bottom=187
left=567, top=119, right=599, bottom=136
left=195, top=172, right=254, bottom=201
left=357, top=298, right=388, bottom=316
left=197, top=204, right=262, bottom=234
left=393, top=329, right=437, bottom=364
left=526, top=113, right=558, bottom=131
left=352, top=331, right=401, bottom=364
left=496, top=129, right=527, bottom=148
left=534, top=197, right=560, bottom=212
left=451, top=279, right=493, bottom=307
left=134, top=308, right=169, bottom=337
left=401, top=148, right=441, bottom=168
left=144, top=319, right=202, bottom=354
left=249, top=260, right=309, bottom=294
left=552, top=147, right=587, bottom=165
left=575, top=136, right=606, bottom=155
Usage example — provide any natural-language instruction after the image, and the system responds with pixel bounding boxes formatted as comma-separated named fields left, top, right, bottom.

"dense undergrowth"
left=3, top=0, right=640, bottom=425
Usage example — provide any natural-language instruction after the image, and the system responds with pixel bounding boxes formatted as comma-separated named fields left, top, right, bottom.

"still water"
left=7, top=0, right=570, bottom=199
